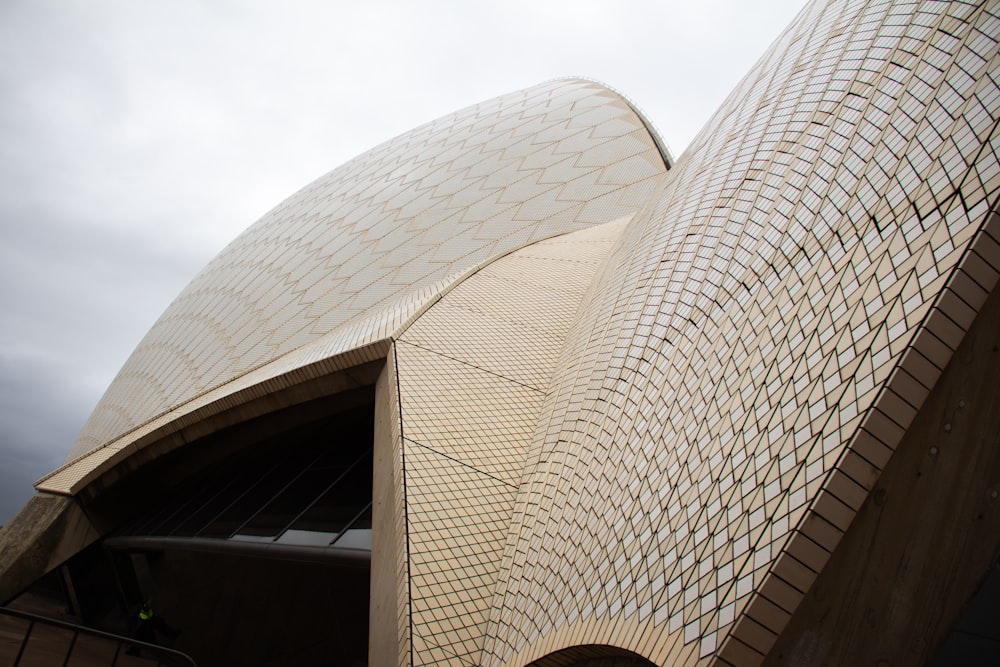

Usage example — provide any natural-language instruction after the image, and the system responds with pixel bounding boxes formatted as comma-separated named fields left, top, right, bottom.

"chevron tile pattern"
left=20, top=1, right=1000, bottom=665
left=395, top=219, right=632, bottom=665
left=481, top=1, right=1000, bottom=665
left=52, top=78, right=665, bottom=471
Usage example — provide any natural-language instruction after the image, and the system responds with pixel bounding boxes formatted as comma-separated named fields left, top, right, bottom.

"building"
left=2, top=0, right=999, bottom=664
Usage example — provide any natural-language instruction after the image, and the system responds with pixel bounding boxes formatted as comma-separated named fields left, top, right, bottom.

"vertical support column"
left=370, top=350, right=410, bottom=667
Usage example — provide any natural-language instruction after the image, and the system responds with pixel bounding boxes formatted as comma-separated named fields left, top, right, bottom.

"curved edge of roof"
left=716, top=208, right=1000, bottom=658
left=35, top=339, right=390, bottom=496
left=557, top=76, right=674, bottom=169
left=33, top=219, right=641, bottom=498
left=66, top=77, right=667, bottom=464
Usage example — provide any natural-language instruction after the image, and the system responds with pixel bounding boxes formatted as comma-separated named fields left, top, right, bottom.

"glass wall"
left=124, top=401, right=374, bottom=551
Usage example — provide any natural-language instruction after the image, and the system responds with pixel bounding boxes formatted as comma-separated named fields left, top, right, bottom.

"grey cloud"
left=0, top=355, right=86, bottom=524
left=0, top=0, right=808, bottom=523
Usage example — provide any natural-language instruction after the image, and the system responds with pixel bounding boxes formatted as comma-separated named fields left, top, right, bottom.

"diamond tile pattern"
left=395, top=218, right=632, bottom=665
left=372, top=352, right=411, bottom=667
left=28, top=0, right=1000, bottom=664
left=45, top=79, right=665, bottom=486
left=478, top=1, right=1000, bottom=665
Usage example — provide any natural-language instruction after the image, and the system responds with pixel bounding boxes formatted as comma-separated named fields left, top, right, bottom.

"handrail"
left=0, top=605, right=197, bottom=666
left=104, top=534, right=370, bottom=568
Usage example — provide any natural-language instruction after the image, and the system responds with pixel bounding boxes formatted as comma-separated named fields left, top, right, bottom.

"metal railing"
left=0, top=606, right=196, bottom=667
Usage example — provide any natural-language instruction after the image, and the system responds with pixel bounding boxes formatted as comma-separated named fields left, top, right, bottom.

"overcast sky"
left=0, top=0, right=808, bottom=524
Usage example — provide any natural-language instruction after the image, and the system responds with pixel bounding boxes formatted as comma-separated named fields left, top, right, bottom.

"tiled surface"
left=38, top=340, right=391, bottom=494
left=59, top=79, right=665, bottom=466
left=394, top=219, right=632, bottom=665
left=27, top=0, right=1000, bottom=664
left=372, top=355, right=410, bottom=667
left=479, top=1, right=1000, bottom=665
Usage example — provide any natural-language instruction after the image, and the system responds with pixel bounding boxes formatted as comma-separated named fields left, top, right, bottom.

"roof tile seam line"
left=391, top=214, right=643, bottom=342
left=554, top=75, right=675, bottom=169
left=671, top=0, right=865, bottom=310
left=429, top=144, right=607, bottom=210
left=658, top=422, right=801, bottom=661
left=577, top=191, right=699, bottom=375
left=428, top=292, right=590, bottom=340
left=429, top=130, right=653, bottom=205
left=708, top=9, right=996, bottom=656
left=479, top=219, right=651, bottom=648
left=460, top=269, right=592, bottom=298
left=75, top=177, right=659, bottom=461
left=35, top=340, right=391, bottom=492
left=478, top=220, right=645, bottom=656
left=504, top=209, right=673, bottom=548
left=394, top=339, right=549, bottom=395
left=411, top=630, right=477, bottom=667
left=685, top=0, right=961, bottom=630
left=391, top=342, right=415, bottom=667
left=955, top=116, right=1000, bottom=228
left=403, top=439, right=520, bottom=491
left=489, top=250, right=617, bottom=268
left=877, top=43, right=1000, bottom=230
left=717, top=197, right=1000, bottom=662
left=508, top=239, right=752, bottom=656
left=717, top=203, right=1000, bottom=657
left=622, top=0, right=857, bottom=423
